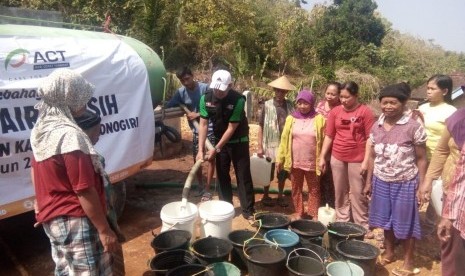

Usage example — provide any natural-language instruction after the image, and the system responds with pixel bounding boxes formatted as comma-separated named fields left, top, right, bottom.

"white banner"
left=0, top=35, right=155, bottom=218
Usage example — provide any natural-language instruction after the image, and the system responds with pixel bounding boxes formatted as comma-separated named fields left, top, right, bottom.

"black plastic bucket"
left=327, top=222, right=366, bottom=251
left=151, top=229, right=192, bottom=254
left=166, top=264, right=209, bottom=276
left=254, top=212, right=291, bottom=234
left=245, top=244, right=287, bottom=276
left=299, top=243, right=331, bottom=263
left=149, top=249, right=198, bottom=276
left=191, top=236, right=233, bottom=265
left=336, top=240, right=380, bottom=276
left=286, top=249, right=326, bottom=276
left=227, top=229, right=264, bottom=270
left=289, top=219, right=327, bottom=246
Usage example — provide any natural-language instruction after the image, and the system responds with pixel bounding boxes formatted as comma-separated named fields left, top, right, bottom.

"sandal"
left=376, top=240, right=385, bottom=249
left=375, top=231, right=385, bottom=241
left=365, top=230, right=375, bottom=239
left=261, top=196, right=274, bottom=207
left=201, top=192, right=212, bottom=202
left=276, top=197, right=289, bottom=207
left=392, top=267, right=420, bottom=276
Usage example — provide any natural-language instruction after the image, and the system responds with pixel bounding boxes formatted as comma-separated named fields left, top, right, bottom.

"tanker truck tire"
left=113, top=181, right=127, bottom=220
left=162, top=125, right=182, bottom=143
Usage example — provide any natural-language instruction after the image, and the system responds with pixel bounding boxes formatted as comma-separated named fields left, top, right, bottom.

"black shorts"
left=270, top=163, right=289, bottom=182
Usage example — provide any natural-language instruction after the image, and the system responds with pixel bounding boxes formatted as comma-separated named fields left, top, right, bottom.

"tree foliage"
left=310, top=0, right=385, bottom=67
left=1, top=0, right=464, bottom=99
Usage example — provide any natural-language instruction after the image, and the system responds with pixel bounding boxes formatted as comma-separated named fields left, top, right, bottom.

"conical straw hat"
left=268, top=75, right=296, bottom=91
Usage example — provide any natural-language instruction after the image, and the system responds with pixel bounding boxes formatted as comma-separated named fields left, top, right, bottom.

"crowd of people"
left=30, top=67, right=465, bottom=276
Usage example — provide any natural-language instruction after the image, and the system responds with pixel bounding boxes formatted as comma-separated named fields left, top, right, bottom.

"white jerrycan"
left=250, top=153, right=272, bottom=188
left=318, top=204, right=336, bottom=226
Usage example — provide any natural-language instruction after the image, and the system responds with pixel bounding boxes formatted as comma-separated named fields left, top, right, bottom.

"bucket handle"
left=286, top=248, right=323, bottom=266
left=192, top=266, right=211, bottom=276
left=165, top=222, right=179, bottom=231
left=327, top=229, right=361, bottom=240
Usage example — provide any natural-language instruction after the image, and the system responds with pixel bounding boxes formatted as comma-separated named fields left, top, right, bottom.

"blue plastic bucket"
left=264, top=229, right=300, bottom=254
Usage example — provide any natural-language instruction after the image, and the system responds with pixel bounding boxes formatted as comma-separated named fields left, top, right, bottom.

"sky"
left=303, top=0, right=465, bottom=53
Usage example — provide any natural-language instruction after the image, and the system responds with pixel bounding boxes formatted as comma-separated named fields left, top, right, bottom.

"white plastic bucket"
left=318, top=204, right=336, bottom=226
left=326, top=261, right=364, bottom=276
left=431, top=179, right=443, bottom=216
left=250, top=153, right=272, bottom=188
left=199, top=200, right=235, bottom=239
left=160, top=201, right=198, bottom=236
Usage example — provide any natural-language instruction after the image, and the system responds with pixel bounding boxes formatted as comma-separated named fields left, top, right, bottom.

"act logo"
left=4, top=48, right=29, bottom=70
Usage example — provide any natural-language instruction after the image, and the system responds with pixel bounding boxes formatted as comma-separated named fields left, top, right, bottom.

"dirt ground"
left=0, top=117, right=442, bottom=275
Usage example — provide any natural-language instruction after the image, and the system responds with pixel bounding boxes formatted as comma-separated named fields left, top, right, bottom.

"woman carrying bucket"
left=276, top=90, right=325, bottom=220
left=362, top=83, right=427, bottom=276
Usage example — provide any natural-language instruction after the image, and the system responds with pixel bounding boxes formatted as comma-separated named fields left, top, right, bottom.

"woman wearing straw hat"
left=257, top=75, right=296, bottom=207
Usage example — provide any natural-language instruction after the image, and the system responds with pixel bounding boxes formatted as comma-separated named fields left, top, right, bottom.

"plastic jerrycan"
left=250, top=153, right=272, bottom=188
left=318, top=204, right=336, bottom=226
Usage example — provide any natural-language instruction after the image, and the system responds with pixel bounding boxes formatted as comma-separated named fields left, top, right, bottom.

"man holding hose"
left=197, top=69, right=255, bottom=222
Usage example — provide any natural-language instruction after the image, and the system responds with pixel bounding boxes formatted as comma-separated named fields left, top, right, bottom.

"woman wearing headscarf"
left=419, top=102, right=465, bottom=276
left=276, top=90, right=325, bottom=220
left=30, top=69, right=117, bottom=275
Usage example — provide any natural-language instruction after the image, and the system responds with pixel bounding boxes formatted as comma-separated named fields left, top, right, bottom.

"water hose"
left=135, top=182, right=292, bottom=195
left=178, top=104, right=215, bottom=210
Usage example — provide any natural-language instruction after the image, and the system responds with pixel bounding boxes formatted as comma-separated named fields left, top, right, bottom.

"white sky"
left=303, top=0, right=465, bottom=53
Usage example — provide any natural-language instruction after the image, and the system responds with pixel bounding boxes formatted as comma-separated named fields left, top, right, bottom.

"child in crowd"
left=363, top=83, right=427, bottom=276
left=276, top=90, right=325, bottom=220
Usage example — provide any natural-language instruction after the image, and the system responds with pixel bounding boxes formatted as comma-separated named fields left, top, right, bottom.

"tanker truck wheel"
left=162, top=124, right=181, bottom=143
left=113, top=181, right=126, bottom=220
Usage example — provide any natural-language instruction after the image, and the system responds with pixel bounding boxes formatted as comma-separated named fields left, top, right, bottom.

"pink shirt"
left=325, top=104, right=375, bottom=162
left=292, top=118, right=316, bottom=171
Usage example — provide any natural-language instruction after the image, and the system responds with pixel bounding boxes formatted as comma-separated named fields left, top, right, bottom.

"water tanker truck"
left=0, top=24, right=167, bottom=220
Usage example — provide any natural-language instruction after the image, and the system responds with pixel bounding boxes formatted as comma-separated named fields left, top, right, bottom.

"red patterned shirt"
left=442, top=144, right=465, bottom=239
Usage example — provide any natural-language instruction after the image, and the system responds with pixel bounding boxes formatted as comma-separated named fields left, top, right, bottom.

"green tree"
left=310, top=0, right=385, bottom=67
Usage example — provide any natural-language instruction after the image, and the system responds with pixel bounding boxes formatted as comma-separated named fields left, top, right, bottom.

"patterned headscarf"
left=30, top=69, right=102, bottom=173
